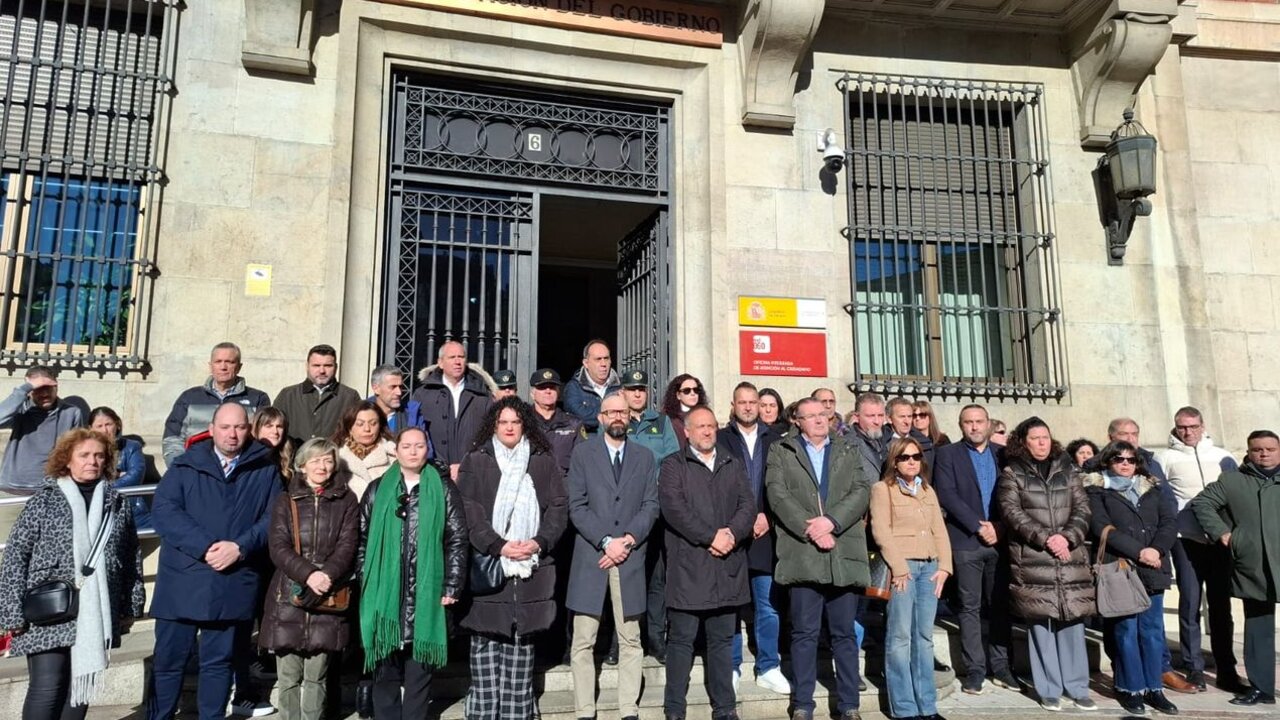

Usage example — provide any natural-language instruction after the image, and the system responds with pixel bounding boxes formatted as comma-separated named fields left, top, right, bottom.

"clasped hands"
left=598, top=534, right=635, bottom=569
left=205, top=540, right=242, bottom=571
left=1045, top=533, right=1071, bottom=562
left=501, top=539, right=541, bottom=562
left=805, top=515, right=836, bottom=551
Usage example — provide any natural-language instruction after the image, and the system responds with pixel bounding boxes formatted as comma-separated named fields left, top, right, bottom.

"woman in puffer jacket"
left=997, top=416, right=1096, bottom=712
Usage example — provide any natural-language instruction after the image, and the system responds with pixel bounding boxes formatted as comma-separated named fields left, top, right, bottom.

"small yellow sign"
left=738, top=296, right=826, bottom=329
left=245, top=264, right=272, bottom=297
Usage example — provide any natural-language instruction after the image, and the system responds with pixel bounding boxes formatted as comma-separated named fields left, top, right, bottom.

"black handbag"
left=22, top=501, right=115, bottom=626
left=469, top=513, right=511, bottom=596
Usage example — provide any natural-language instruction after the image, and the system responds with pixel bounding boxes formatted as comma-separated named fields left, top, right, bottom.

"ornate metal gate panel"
left=383, top=185, right=536, bottom=379
left=616, top=209, right=670, bottom=391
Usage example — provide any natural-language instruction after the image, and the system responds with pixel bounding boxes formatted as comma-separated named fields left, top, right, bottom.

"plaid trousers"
left=464, top=633, right=537, bottom=720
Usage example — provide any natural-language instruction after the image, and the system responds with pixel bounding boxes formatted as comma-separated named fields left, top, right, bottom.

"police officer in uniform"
left=492, top=369, right=519, bottom=400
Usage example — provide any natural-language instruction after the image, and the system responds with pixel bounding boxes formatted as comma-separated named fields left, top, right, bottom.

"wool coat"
left=150, top=439, right=281, bottom=622
left=716, top=422, right=781, bottom=573
left=659, top=448, right=755, bottom=611
left=565, top=435, right=659, bottom=617
left=0, top=480, right=145, bottom=655
left=457, top=443, right=568, bottom=638
left=997, top=453, right=1095, bottom=622
left=272, top=380, right=362, bottom=445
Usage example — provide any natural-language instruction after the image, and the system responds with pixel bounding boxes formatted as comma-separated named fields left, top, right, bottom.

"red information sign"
left=739, top=330, right=827, bottom=377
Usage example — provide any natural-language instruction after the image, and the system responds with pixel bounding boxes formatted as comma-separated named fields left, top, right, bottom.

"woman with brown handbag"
left=260, top=438, right=361, bottom=720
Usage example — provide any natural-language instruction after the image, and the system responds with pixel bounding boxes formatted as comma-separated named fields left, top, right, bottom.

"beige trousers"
left=570, top=567, right=644, bottom=717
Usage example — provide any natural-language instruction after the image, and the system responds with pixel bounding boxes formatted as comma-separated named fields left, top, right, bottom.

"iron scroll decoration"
left=397, top=79, right=669, bottom=194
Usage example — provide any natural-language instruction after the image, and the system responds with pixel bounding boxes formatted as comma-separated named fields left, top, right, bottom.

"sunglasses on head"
left=1112, top=456, right=1138, bottom=465
left=896, top=452, right=924, bottom=462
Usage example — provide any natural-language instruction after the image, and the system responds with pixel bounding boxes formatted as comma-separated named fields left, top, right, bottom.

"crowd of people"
left=0, top=339, right=1277, bottom=720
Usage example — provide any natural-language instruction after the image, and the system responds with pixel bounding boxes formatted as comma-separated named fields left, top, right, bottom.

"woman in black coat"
left=1083, top=441, right=1178, bottom=716
left=457, top=397, right=568, bottom=720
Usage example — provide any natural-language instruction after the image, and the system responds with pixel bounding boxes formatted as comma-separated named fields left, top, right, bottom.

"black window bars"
left=0, top=0, right=178, bottom=372
left=839, top=73, right=1068, bottom=401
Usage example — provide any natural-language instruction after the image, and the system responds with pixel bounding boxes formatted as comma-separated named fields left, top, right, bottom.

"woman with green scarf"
left=458, top=397, right=568, bottom=719
left=357, top=427, right=469, bottom=719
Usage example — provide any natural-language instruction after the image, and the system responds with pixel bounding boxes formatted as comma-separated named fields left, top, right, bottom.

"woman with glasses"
left=870, top=437, right=952, bottom=720
left=357, top=427, right=468, bottom=720
left=911, top=400, right=951, bottom=448
left=1082, top=441, right=1179, bottom=715
left=457, top=397, right=568, bottom=719
left=989, top=419, right=1008, bottom=446
left=997, top=416, right=1096, bottom=712
left=661, top=374, right=708, bottom=452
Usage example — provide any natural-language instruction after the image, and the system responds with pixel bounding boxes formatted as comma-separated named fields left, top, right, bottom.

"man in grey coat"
left=0, top=366, right=84, bottom=535
left=566, top=392, right=659, bottom=720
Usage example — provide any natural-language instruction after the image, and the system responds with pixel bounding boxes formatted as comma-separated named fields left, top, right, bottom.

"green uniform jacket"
left=765, top=435, right=871, bottom=588
left=595, top=408, right=681, bottom=470
left=1191, top=462, right=1280, bottom=602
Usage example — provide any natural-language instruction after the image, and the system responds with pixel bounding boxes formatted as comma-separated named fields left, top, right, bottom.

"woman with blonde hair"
left=870, top=436, right=952, bottom=720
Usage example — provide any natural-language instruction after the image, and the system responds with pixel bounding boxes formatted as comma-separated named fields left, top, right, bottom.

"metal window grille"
left=839, top=73, right=1067, bottom=401
left=0, top=0, right=177, bottom=371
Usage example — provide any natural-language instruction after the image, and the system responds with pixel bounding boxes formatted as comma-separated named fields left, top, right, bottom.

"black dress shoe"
left=604, top=647, right=619, bottom=666
left=1217, top=673, right=1250, bottom=694
left=1229, top=689, right=1276, bottom=706
left=1145, top=691, right=1179, bottom=715
left=1118, top=691, right=1147, bottom=715
left=1186, top=670, right=1207, bottom=692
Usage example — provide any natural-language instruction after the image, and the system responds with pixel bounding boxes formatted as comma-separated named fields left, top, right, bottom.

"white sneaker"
left=756, top=667, right=792, bottom=695
left=229, top=700, right=277, bottom=717
left=733, top=669, right=741, bottom=697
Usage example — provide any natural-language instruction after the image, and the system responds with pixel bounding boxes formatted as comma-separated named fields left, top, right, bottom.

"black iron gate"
left=385, top=72, right=671, bottom=386
left=617, top=209, right=670, bottom=392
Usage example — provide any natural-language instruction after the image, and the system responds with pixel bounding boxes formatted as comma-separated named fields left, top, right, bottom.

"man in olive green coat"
left=1191, top=429, right=1280, bottom=707
left=765, top=397, right=871, bottom=720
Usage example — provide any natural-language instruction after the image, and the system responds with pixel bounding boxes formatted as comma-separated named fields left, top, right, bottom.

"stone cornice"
left=1070, top=0, right=1177, bottom=148
left=738, top=0, right=826, bottom=129
left=242, top=0, right=316, bottom=76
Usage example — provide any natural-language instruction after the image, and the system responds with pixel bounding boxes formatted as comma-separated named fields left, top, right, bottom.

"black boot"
left=1145, top=690, right=1179, bottom=715
left=355, top=678, right=374, bottom=719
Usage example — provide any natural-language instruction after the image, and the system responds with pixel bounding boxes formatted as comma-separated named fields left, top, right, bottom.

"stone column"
left=242, top=0, right=316, bottom=76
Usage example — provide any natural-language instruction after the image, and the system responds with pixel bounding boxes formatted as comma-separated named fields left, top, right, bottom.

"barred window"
left=840, top=74, right=1067, bottom=401
left=0, top=0, right=176, bottom=370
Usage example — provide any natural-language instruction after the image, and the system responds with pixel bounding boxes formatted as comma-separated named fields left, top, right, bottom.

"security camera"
left=818, top=128, right=844, bottom=174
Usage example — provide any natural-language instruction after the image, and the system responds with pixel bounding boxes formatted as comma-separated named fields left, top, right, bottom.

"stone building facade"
left=0, top=0, right=1276, bottom=460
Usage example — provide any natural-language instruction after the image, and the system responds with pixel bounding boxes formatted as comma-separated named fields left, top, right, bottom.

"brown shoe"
left=1162, top=671, right=1197, bottom=694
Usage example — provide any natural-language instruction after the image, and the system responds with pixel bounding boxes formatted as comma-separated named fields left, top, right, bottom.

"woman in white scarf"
left=0, top=428, right=145, bottom=720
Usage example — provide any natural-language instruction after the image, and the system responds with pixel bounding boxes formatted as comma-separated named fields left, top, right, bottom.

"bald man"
left=148, top=402, right=282, bottom=720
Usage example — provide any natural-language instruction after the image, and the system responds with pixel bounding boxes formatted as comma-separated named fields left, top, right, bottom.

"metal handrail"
left=0, top=484, right=161, bottom=551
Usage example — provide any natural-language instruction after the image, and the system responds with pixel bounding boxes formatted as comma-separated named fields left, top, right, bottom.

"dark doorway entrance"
left=536, top=195, right=661, bottom=381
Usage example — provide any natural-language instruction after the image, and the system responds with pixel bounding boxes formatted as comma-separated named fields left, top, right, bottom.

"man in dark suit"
left=933, top=403, right=1016, bottom=695
left=717, top=381, right=789, bottom=695
left=565, top=392, right=660, bottom=720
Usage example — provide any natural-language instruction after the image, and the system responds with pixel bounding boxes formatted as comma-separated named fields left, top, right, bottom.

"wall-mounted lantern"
left=1091, top=109, right=1158, bottom=266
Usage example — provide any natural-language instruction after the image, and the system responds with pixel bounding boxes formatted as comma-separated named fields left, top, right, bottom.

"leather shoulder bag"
left=23, top=499, right=115, bottom=626
left=288, top=497, right=351, bottom=614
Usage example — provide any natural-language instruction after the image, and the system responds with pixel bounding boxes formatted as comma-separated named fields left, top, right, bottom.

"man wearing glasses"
left=811, top=388, right=847, bottom=436
left=766, top=397, right=872, bottom=720
left=1155, top=407, right=1242, bottom=693
left=565, top=393, right=660, bottom=720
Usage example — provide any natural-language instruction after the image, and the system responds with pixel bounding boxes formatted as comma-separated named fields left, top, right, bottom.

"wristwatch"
left=599, top=535, right=614, bottom=551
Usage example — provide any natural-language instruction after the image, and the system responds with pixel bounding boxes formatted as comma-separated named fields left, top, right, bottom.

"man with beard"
left=717, top=382, right=789, bottom=695
left=565, top=393, right=660, bottom=720
left=933, top=404, right=1016, bottom=695
left=845, top=393, right=888, bottom=485
left=661, top=405, right=756, bottom=720
left=272, top=344, right=362, bottom=444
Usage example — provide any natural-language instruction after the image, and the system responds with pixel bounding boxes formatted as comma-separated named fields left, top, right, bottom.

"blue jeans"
left=1105, top=592, right=1166, bottom=694
left=884, top=559, right=939, bottom=719
left=733, top=572, right=782, bottom=674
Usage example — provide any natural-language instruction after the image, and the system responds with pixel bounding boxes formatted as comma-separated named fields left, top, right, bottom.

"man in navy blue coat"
left=933, top=403, right=1016, bottom=695
left=147, top=402, right=281, bottom=720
